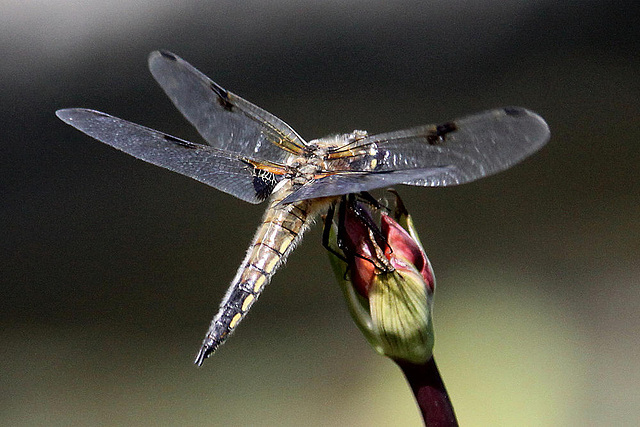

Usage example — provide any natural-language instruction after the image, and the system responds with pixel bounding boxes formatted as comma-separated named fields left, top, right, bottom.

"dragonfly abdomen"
left=195, top=188, right=327, bottom=365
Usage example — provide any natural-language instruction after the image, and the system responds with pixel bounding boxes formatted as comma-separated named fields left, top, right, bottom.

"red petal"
left=381, top=213, right=434, bottom=291
left=340, top=205, right=381, bottom=297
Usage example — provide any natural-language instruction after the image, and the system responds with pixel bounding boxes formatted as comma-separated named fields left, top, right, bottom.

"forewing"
left=281, top=167, right=454, bottom=204
left=148, top=51, right=308, bottom=163
left=284, top=107, right=549, bottom=203
left=56, top=108, right=282, bottom=204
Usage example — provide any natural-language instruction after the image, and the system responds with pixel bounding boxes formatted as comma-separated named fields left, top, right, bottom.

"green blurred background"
left=2, top=1, right=639, bottom=425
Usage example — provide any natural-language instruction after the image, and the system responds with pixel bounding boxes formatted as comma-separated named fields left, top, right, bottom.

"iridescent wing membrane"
left=283, top=107, right=549, bottom=203
left=57, top=50, right=549, bottom=205
left=147, top=51, right=307, bottom=164
left=56, top=50, right=312, bottom=204
left=55, top=108, right=284, bottom=203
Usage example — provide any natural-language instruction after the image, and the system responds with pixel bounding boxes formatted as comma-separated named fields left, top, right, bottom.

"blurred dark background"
left=2, top=1, right=639, bottom=425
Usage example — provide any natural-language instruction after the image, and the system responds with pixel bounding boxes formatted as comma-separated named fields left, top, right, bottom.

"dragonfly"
left=56, top=51, right=550, bottom=366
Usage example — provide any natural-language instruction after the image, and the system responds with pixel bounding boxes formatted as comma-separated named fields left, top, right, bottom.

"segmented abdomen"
left=195, top=187, right=321, bottom=365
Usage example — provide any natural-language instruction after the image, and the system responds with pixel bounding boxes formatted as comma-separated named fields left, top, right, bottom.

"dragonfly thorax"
left=283, top=130, right=370, bottom=186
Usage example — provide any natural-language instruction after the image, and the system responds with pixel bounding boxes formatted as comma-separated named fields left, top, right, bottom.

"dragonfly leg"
left=322, top=198, right=349, bottom=263
left=324, top=194, right=393, bottom=274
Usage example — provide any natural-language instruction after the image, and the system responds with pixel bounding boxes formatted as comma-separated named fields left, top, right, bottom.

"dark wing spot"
left=162, top=134, right=200, bottom=149
left=158, top=50, right=177, bottom=61
left=503, top=107, right=525, bottom=116
left=426, top=121, right=458, bottom=145
left=252, top=169, right=280, bottom=201
left=210, top=82, right=234, bottom=112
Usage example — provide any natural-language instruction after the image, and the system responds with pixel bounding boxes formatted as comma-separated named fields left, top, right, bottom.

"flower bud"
left=327, top=193, right=436, bottom=364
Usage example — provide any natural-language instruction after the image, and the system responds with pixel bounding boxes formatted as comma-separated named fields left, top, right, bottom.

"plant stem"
left=396, top=356, right=458, bottom=426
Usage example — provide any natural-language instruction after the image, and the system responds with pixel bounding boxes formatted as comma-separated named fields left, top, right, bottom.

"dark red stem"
left=396, top=357, right=458, bottom=427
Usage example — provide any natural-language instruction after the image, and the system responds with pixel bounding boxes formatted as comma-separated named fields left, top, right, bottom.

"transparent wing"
left=283, top=107, right=549, bottom=203
left=281, top=167, right=455, bottom=204
left=56, top=108, right=284, bottom=204
left=148, top=50, right=308, bottom=164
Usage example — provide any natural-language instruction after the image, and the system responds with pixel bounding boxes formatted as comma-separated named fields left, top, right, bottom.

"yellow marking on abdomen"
left=253, top=274, right=267, bottom=292
left=252, top=273, right=267, bottom=293
left=197, top=187, right=336, bottom=360
left=263, top=254, right=280, bottom=274
left=250, top=248, right=281, bottom=274
left=242, top=294, right=255, bottom=312
left=256, top=231, right=296, bottom=255
left=230, top=313, right=242, bottom=329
